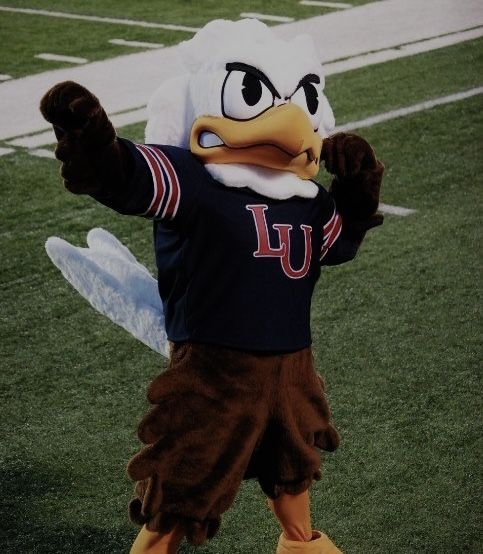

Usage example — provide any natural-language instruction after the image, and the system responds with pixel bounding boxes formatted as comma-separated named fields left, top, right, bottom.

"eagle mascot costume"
left=40, top=19, right=384, bottom=554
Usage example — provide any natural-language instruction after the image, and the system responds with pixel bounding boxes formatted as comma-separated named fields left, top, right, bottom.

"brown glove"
left=322, top=132, right=384, bottom=233
left=40, top=81, right=129, bottom=195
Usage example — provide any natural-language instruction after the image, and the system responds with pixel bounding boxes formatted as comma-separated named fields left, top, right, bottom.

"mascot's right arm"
left=40, top=82, right=140, bottom=208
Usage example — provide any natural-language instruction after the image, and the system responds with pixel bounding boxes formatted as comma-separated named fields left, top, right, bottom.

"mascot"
left=40, top=19, right=384, bottom=554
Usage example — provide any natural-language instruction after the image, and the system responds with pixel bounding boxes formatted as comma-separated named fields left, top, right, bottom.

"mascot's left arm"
left=319, top=132, right=384, bottom=265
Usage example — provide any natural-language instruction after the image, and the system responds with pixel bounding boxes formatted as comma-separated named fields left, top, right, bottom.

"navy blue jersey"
left=95, top=139, right=360, bottom=352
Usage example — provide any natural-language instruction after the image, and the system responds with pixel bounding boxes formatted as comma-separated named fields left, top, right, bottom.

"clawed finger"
left=54, top=135, right=79, bottom=162
left=321, top=138, right=335, bottom=173
left=346, top=139, right=365, bottom=177
left=64, top=177, right=99, bottom=195
left=40, top=81, right=100, bottom=132
left=69, top=94, right=101, bottom=121
left=53, top=125, right=65, bottom=141
left=335, top=134, right=347, bottom=178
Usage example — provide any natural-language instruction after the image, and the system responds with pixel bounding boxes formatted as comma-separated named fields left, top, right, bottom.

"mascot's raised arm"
left=41, top=19, right=383, bottom=554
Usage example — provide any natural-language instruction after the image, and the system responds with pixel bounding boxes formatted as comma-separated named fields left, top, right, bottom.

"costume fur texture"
left=40, top=17, right=384, bottom=549
left=45, top=229, right=169, bottom=356
left=128, top=343, right=339, bottom=545
left=145, top=19, right=334, bottom=200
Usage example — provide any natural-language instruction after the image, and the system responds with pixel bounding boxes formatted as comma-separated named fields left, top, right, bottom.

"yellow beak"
left=189, top=103, right=322, bottom=179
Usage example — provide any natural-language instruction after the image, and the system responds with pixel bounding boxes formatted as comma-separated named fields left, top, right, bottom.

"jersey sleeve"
left=91, top=138, right=202, bottom=226
left=319, top=195, right=361, bottom=266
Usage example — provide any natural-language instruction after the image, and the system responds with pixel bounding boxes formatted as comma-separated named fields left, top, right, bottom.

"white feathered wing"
left=45, top=228, right=169, bottom=358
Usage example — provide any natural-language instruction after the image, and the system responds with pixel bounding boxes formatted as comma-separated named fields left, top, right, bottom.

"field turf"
left=0, top=0, right=373, bottom=78
left=0, top=3, right=482, bottom=553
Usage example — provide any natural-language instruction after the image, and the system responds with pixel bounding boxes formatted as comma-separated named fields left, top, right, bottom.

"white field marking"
left=335, top=87, right=483, bottom=132
left=240, top=12, right=295, bottom=23
left=8, top=108, right=148, bottom=149
left=325, top=27, right=483, bottom=75
left=0, top=146, right=15, bottom=156
left=35, top=53, right=88, bottom=64
left=0, top=6, right=200, bottom=33
left=109, top=39, right=164, bottom=49
left=0, top=74, right=12, bottom=81
left=22, top=86, right=478, bottom=216
left=24, top=144, right=414, bottom=218
left=7, top=129, right=56, bottom=148
left=10, top=84, right=483, bottom=151
left=275, top=0, right=483, bottom=63
left=23, top=86, right=480, bottom=216
left=378, top=203, right=416, bottom=217
left=300, top=1, right=352, bottom=8
left=30, top=148, right=55, bottom=159
left=2, top=0, right=483, bottom=142
left=25, top=148, right=415, bottom=217
left=111, top=107, right=147, bottom=127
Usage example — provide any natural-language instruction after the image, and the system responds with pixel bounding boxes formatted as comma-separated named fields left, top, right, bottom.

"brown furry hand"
left=40, top=81, right=103, bottom=134
left=322, top=132, right=384, bottom=229
left=322, top=132, right=378, bottom=179
left=40, top=81, right=120, bottom=195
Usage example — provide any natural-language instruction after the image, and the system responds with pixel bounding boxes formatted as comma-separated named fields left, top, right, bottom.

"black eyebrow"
left=296, top=74, right=321, bottom=89
left=225, top=62, right=281, bottom=99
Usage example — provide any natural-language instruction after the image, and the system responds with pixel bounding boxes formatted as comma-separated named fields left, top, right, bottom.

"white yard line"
left=22, top=84, right=482, bottom=219
left=29, top=148, right=56, bottom=159
left=0, top=74, right=12, bottom=81
left=35, top=53, right=88, bottom=64
left=335, top=87, right=483, bottom=132
left=0, top=6, right=199, bottom=33
left=22, top=83, right=481, bottom=222
left=111, top=107, right=148, bottom=127
left=13, top=85, right=483, bottom=150
left=7, top=107, right=147, bottom=148
left=276, top=0, right=483, bottom=62
left=240, top=12, right=295, bottom=23
left=21, top=143, right=416, bottom=217
left=109, top=39, right=164, bottom=49
left=0, top=146, right=15, bottom=156
left=378, top=203, right=416, bottom=216
left=300, top=1, right=352, bottom=8
left=325, top=27, right=483, bottom=75
left=8, top=129, right=56, bottom=148
left=2, top=0, right=483, bottom=142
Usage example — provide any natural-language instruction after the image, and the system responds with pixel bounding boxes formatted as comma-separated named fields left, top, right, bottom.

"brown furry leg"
left=268, top=489, right=313, bottom=542
left=129, top=524, right=184, bottom=554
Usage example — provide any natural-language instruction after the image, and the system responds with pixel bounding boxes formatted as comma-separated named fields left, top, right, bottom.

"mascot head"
left=146, top=19, right=335, bottom=199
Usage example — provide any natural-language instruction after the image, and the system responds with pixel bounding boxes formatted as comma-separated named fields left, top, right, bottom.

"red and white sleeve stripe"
left=135, top=144, right=181, bottom=220
left=320, top=207, right=343, bottom=261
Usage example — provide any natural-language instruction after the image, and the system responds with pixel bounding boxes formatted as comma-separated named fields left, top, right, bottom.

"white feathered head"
left=146, top=19, right=335, bottom=199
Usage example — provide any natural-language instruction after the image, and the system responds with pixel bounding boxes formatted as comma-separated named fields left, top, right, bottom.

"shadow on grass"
left=0, top=463, right=133, bottom=553
left=0, top=463, right=277, bottom=553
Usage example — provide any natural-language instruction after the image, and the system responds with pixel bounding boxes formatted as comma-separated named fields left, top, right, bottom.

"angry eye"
left=222, top=70, right=275, bottom=120
left=290, top=82, right=322, bottom=130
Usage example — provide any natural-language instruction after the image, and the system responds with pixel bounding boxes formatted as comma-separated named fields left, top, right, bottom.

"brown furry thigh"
left=127, top=343, right=339, bottom=545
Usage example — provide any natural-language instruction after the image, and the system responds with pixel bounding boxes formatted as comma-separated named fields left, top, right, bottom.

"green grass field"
left=1, top=2, right=482, bottom=553
left=0, top=0, right=374, bottom=78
